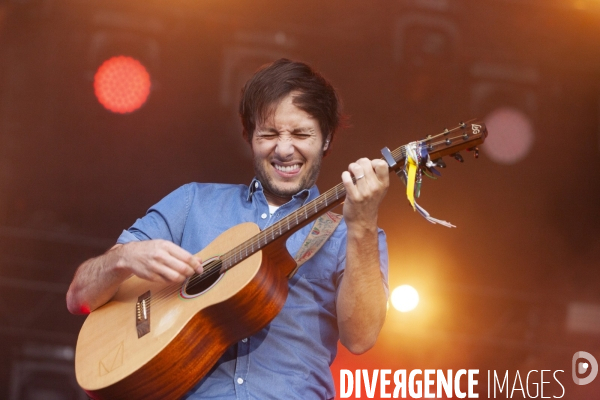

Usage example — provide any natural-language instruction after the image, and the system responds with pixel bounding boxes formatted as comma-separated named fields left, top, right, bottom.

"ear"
left=323, top=134, right=332, bottom=151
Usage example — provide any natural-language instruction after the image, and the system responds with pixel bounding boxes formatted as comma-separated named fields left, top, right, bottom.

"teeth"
left=275, top=164, right=300, bottom=173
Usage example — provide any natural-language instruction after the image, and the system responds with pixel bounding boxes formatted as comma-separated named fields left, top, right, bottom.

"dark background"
left=0, top=0, right=599, bottom=398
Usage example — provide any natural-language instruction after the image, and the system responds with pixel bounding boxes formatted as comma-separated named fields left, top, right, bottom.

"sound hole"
left=183, top=259, right=223, bottom=297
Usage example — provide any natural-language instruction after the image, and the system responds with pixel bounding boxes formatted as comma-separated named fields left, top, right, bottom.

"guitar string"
left=157, top=122, right=473, bottom=301
left=135, top=125, right=478, bottom=308
left=146, top=176, right=357, bottom=306
left=136, top=132, right=464, bottom=308
left=145, top=145, right=406, bottom=307
left=137, top=133, right=466, bottom=309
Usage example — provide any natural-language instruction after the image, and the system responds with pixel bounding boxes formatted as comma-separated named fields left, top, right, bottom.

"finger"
left=146, top=271, right=170, bottom=283
left=194, top=261, right=204, bottom=275
left=167, top=257, right=197, bottom=277
left=162, top=241, right=202, bottom=270
left=138, top=268, right=171, bottom=284
left=347, top=162, right=365, bottom=184
left=153, top=263, right=187, bottom=283
left=147, top=252, right=194, bottom=282
left=354, top=158, right=380, bottom=187
left=372, top=159, right=390, bottom=185
left=146, top=244, right=196, bottom=277
left=356, top=158, right=375, bottom=176
left=341, top=170, right=359, bottom=198
left=163, top=244, right=203, bottom=274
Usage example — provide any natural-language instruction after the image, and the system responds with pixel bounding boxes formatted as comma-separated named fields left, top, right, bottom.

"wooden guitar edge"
left=83, top=239, right=296, bottom=400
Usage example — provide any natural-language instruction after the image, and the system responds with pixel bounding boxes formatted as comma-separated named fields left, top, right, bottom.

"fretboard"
left=219, top=144, right=408, bottom=271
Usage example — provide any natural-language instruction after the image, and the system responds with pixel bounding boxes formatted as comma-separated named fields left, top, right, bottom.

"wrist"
left=346, top=220, right=378, bottom=241
left=108, top=244, right=133, bottom=278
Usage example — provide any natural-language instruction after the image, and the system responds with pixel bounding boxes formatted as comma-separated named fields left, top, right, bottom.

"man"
left=67, top=59, right=389, bottom=399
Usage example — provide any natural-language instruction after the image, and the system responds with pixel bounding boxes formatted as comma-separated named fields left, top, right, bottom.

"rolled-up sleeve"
left=116, top=184, right=192, bottom=245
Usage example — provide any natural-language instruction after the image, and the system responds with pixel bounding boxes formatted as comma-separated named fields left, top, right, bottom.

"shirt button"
left=237, top=377, right=244, bottom=385
left=261, top=213, right=267, bottom=219
left=254, top=182, right=259, bottom=188
left=242, top=338, right=248, bottom=343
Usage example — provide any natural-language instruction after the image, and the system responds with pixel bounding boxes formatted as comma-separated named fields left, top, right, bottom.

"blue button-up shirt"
left=117, top=179, right=389, bottom=400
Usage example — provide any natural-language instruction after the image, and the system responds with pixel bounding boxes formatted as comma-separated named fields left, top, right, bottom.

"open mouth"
left=272, top=163, right=302, bottom=175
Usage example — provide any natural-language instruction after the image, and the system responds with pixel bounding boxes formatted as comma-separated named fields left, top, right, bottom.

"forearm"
left=337, top=224, right=387, bottom=354
left=66, top=245, right=131, bottom=315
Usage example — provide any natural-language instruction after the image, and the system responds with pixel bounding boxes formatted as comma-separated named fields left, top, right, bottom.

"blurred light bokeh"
left=0, top=1, right=599, bottom=399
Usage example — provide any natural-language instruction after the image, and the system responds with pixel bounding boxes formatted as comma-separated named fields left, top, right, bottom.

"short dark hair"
left=239, top=59, right=342, bottom=156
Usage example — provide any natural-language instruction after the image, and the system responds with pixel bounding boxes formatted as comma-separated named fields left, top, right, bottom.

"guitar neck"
left=220, top=144, right=409, bottom=272
left=219, top=182, right=346, bottom=271
left=219, top=118, right=488, bottom=271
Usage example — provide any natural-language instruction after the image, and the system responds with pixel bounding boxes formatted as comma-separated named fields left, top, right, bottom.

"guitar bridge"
left=135, top=291, right=151, bottom=338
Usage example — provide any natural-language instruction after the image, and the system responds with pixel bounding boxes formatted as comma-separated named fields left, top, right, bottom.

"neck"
left=263, top=189, right=292, bottom=207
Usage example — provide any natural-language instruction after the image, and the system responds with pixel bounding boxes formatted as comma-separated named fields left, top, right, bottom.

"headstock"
left=380, top=119, right=488, bottom=227
left=382, top=119, right=488, bottom=170
left=424, top=119, right=488, bottom=162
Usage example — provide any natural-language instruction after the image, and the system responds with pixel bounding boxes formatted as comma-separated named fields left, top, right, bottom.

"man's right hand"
left=115, top=240, right=203, bottom=283
left=67, top=239, right=203, bottom=315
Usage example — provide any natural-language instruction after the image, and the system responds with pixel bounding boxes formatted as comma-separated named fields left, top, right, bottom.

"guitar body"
left=75, top=222, right=297, bottom=399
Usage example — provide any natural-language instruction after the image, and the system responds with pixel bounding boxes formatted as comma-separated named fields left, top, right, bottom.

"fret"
left=195, top=124, right=484, bottom=288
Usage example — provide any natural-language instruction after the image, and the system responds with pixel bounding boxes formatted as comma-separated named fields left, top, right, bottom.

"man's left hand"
left=341, top=158, right=390, bottom=229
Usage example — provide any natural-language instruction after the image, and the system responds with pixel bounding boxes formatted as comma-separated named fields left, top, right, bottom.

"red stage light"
left=94, top=56, right=151, bottom=114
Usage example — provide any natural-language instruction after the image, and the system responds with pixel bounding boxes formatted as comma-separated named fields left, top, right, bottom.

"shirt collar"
left=247, top=177, right=320, bottom=204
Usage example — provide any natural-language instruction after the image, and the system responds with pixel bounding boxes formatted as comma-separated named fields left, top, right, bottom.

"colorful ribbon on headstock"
left=382, top=143, right=456, bottom=228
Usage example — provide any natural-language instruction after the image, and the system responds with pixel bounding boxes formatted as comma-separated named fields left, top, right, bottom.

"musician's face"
left=251, top=92, right=329, bottom=206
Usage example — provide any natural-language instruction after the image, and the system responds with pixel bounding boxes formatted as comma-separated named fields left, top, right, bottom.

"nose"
left=274, top=134, right=295, bottom=159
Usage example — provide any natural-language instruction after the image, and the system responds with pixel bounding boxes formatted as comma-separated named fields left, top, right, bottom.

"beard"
left=253, top=152, right=323, bottom=202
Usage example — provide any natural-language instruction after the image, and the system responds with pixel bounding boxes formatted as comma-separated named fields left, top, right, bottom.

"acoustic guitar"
left=74, top=120, right=488, bottom=399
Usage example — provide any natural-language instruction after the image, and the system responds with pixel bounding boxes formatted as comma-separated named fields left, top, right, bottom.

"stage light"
left=94, top=56, right=151, bottom=114
left=483, top=107, right=534, bottom=165
left=391, top=284, right=420, bottom=312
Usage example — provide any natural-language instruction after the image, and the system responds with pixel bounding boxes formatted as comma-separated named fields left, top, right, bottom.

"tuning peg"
left=432, top=158, right=446, bottom=168
left=451, top=152, right=464, bottom=163
left=467, top=147, right=480, bottom=159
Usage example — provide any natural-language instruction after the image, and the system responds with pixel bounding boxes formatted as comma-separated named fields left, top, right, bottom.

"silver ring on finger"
left=355, top=174, right=365, bottom=181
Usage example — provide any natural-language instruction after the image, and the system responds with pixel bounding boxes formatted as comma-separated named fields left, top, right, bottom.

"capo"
left=381, top=146, right=404, bottom=180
